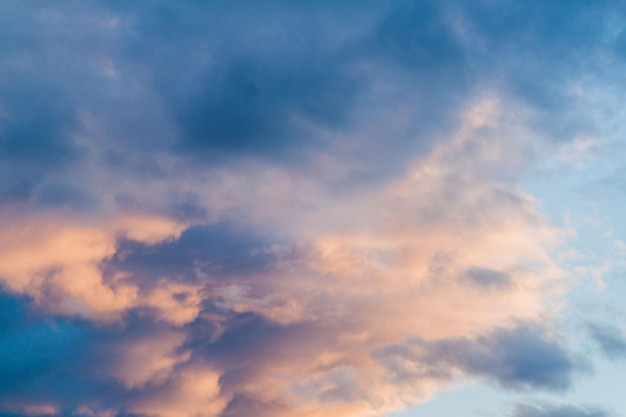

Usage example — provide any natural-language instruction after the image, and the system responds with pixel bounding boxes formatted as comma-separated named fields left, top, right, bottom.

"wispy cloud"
left=513, top=403, right=614, bottom=417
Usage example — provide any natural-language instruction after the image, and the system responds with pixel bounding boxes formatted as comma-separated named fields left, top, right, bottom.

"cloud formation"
left=1, top=0, right=624, bottom=416
left=587, top=323, right=626, bottom=361
left=513, top=403, right=614, bottom=417
left=0, top=102, right=570, bottom=416
left=373, top=323, right=579, bottom=393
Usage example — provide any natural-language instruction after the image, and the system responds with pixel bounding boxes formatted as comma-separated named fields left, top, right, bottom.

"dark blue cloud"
left=452, top=0, right=618, bottom=140
left=373, top=1, right=464, bottom=71
left=0, top=291, right=117, bottom=413
left=1, top=0, right=621, bottom=212
left=76, top=0, right=471, bottom=175
left=0, top=81, right=79, bottom=203
left=98, top=1, right=372, bottom=161
left=108, top=0, right=626, bottom=178
left=0, top=292, right=80, bottom=397
left=0, top=291, right=197, bottom=417
left=32, top=182, right=94, bottom=210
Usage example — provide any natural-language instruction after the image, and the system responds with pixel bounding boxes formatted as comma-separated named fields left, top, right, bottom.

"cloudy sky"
left=2, top=1, right=626, bottom=417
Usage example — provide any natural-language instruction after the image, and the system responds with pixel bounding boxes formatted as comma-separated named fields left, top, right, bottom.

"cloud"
left=0, top=209, right=187, bottom=321
left=0, top=78, right=79, bottom=204
left=0, top=96, right=568, bottom=417
left=587, top=323, right=626, bottom=360
left=372, top=322, right=581, bottom=394
left=0, top=98, right=569, bottom=416
left=466, top=267, right=513, bottom=289
left=513, top=403, right=614, bottom=417
left=1, top=1, right=624, bottom=416
left=456, top=325, right=578, bottom=391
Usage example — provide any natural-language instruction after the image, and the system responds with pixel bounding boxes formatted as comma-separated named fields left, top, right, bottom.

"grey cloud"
left=197, top=315, right=327, bottom=391
left=105, top=222, right=280, bottom=289
left=220, top=393, right=289, bottom=417
left=438, top=324, right=579, bottom=391
left=513, top=403, right=614, bottom=417
left=587, top=323, right=626, bottom=360
left=466, top=267, right=513, bottom=289
left=374, top=323, right=580, bottom=392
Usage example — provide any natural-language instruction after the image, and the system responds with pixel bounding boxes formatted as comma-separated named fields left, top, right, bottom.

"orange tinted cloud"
left=0, top=98, right=570, bottom=417
left=0, top=210, right=187, bottom=321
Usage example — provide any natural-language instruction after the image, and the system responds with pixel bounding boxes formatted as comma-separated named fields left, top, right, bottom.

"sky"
left=2, top=1, right=626, bottom=417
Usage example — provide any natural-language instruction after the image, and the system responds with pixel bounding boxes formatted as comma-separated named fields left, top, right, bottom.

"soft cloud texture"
left=587, top=323, right=626, bottom=361
left=374, top=323, right=579, bottom=394
left=513, top=403, right=614, bottom=417
left=0, top=210, right=187, bottom=321
left=1, top=1, right=624, bottom=416
left=0, top=99, right=569, bottom=416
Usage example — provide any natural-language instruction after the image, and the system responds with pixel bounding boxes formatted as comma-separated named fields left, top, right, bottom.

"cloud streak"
left=513, top=403, right=614, bottom=417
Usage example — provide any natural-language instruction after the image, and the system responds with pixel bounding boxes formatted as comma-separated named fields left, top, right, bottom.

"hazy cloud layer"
left=587, top=323, right=626, bottom=361
left=513, top=403, right=614, bottom=417
left=1, top=1, right=624, bottom=416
